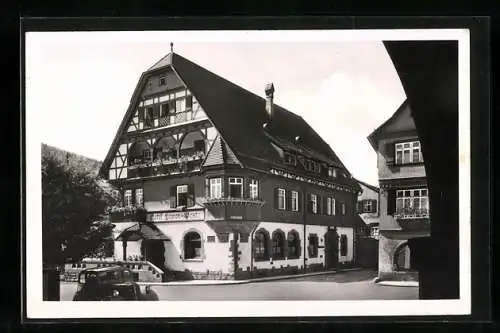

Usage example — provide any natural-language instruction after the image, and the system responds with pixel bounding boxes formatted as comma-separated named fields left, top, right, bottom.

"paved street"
left=60, top=269, right=418, bottom=301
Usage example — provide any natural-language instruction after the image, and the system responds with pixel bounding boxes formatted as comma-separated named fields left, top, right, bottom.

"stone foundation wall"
left=191, top=270, right=234, bottom=280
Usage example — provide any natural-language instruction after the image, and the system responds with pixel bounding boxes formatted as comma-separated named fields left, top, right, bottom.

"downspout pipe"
left=302, top=185, right=307, bottom=272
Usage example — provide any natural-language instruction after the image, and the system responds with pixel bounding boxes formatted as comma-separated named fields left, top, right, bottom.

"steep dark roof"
left=171, top=53, right=348, bottom=169
left=354, top=178, right=379, bottom=193
left=367, top=99, right=409, bottom=151
left=101, top=51, right=356, bottom=189
left=202, top=135, right=240, bottom=167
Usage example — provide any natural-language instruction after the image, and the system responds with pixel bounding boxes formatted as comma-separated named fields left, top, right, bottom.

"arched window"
left=253, top=229, right=269, bottom=261
left=184, top=231, right=202, bottom=259
left=154, top=136, right=178, bottom=161
left=287, top=230, right=301, bottom=259
left=179, top=131, right=206, bottom=158
left=128, top=141, right=150, bottom=165
left=272, top=230, right=286, bottom=260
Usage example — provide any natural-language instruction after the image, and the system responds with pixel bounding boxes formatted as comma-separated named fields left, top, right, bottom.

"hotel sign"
left=147, top=210, right=205, bottom=222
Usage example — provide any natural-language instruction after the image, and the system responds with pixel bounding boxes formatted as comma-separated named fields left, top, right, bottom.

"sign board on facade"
left=147, top=210, right=205, bottom=222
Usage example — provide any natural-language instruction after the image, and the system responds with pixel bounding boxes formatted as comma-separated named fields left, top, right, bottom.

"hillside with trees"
left=41, top=144, right=120, bottom=267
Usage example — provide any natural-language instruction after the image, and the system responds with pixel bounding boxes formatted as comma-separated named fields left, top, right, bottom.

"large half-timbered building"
left=100, top=47, right=362, bottom=280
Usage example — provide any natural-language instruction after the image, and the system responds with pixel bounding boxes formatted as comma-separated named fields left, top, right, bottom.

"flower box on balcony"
left=109, top=206, right=148, bottom=223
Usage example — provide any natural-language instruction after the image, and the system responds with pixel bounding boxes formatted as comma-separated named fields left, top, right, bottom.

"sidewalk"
left=377, top=280, right=419, bottom=287
left=136, top=268, right=362, bottom=286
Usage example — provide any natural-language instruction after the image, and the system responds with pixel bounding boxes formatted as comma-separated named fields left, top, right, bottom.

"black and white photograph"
left=24, top=27, right=474, bottom=319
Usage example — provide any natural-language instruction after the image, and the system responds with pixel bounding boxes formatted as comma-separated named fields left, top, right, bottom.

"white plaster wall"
left=163, top=241, right=184, bottom=271
left=114, top=240, right=142, bottom=260
left=251, top=222, right=330, bottom=270
left=305, top=224, right=329, bottom=267
left=377, top=137, right=427, bottom=181
left=155, top=221, right=231, bottom=273
left=114, top=241, right=123, bottom=260
left=252, top=222, right=306, bottom=270
left=238, top=238, right=252, bottom=271
left=336, top=226, right=354, bottom=263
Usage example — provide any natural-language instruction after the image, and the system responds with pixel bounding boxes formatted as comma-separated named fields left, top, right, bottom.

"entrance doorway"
left=394, top=242, right=415, bottom=271
left=141, top=240, right=166, bottom=271
left=324, top=228, right=339, bottom=269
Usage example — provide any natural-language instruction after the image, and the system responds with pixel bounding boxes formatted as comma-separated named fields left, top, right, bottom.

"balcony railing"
left=128, top=153, right=204, bottom=178
left=143, top=110, right=208, bottom=130
left=394, top=207, right=429, bottom=219
left=202, top=197, right=266, bottom=206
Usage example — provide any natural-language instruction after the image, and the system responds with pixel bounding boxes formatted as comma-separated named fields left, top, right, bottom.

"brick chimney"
left=265, top=83, right=275, bottom=118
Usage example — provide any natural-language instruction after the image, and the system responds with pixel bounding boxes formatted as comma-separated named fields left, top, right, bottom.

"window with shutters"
left=395, top=141, right=423, bottom=164
left=184, top=231, right=202, bottom=259
left=124, top=189, right=132, bottom=207
left=310, top=194, right=318, bottom=214
left=254, top=230, right=269, bottom=261
left=249, top=179, right=259, bottom=199
left=308, top=234, right=319, bottom=258
left=362, top=199, right=376, bottom=213
left=228, top=177, right=243, bottom=198
left=277, top=188, right=286, bottom=210
left=340, top=234, right=348, bottom=256
left=291, top=191, right=299, bottom=211
left=209, top=178, right=222, bottom=198
left=177, top=185, right=188, bottom=207
left=272, top=230, right=286, bottom=260
left=287, top=230, right=301, bottom=259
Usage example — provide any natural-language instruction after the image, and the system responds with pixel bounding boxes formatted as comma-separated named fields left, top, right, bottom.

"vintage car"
left=72, top=265, right=159, bottom=301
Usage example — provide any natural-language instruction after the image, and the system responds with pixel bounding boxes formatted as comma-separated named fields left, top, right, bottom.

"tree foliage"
left=42, top=150, right=120, bottom=266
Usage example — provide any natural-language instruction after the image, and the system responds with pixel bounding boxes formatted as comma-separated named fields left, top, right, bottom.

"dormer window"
left=159, top=77, right=166, bottom=86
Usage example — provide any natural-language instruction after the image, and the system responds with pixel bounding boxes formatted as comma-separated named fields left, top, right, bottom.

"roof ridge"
left=147, top=52, right=173, bottom=71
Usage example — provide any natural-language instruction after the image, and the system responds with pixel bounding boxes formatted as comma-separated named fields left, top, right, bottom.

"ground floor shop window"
left=184, top=231, right=202, bottom=259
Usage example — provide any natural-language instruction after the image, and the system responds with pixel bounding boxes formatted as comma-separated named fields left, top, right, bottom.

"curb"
left=376, top=281, right=419, bottom=287
left=136, top=268, right=362, bottom=286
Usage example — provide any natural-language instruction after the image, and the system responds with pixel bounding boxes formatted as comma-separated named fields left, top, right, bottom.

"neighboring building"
left=355, top=179, right=380, bottom=240
left=99, top=48, right=362, bottom=280
left=367, top=100, right=430, bottom=282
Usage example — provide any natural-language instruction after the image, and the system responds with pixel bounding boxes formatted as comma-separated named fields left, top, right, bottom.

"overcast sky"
left=26, top=31, right=407, bottom=186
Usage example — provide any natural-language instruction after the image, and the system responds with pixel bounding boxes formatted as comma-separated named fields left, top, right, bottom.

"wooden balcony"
left=128, top=154, right=204, bottom=179
left=202, top=197, right=265, bottom=221
left=394, top=208, right=430, bottom=232
left=109, top=207, right=147, bottom=223
left=202, top=197, right=265, bottom=207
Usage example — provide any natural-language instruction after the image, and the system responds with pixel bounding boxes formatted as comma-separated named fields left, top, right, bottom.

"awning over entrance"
left=115, top=222, right=171, bottom=241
